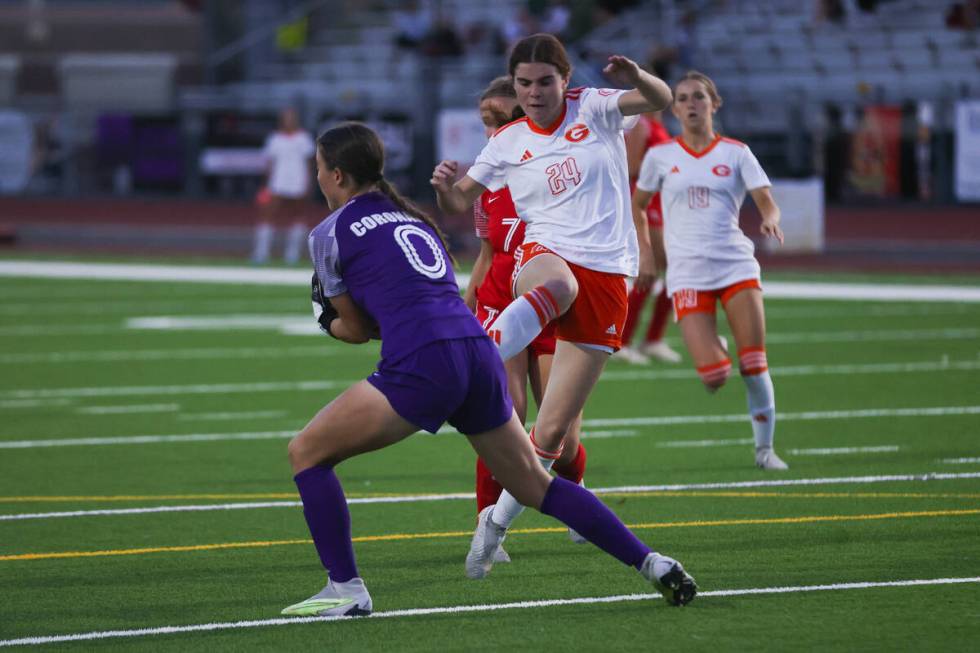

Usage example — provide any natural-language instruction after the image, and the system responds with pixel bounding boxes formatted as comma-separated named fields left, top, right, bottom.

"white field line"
left=657, top=438, right=754, bottom=448
left=176, top=410, right=288, bottom=422
left=3, top=405, right=979, bottom=449
left=3, top=472, right=980, bottom=522
left=0, top=299, right=301, bottom=316
left=4, top=261, right=980, bottom=302
left=764, top=327, right=980, bottom=344
left=77, top=404, right=180, bottom=416
left=579, top=429, right=639, bottom=439
left=0, top=346, right=970, bottom=369
left=940, top=457, right=980, bottom=464
left=3, top=358, right=978, bottom=405
left=0, top=577, right=977, bottom=648
left=788, top=446, right=900, bottom=456
left=0, top=261, right=310, bottom=285
left=127, top=319, right=980, bottom=345
left=0, top=346, right=345, bottom=365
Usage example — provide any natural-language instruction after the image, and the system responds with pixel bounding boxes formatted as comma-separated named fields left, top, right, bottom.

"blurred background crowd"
left=0, top=0, right=977, bottom=263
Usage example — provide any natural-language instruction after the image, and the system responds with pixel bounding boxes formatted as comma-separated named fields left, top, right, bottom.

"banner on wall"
left=955, top=100, right=980, bottom=202
left=436, top=108, right=486, bottom=167
left=848, top=105, right=902, bottom=198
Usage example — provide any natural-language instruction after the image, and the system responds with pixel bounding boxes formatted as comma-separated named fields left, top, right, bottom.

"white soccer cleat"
left=492, top=545, right=512, bottom=563
left=640, top=340, right=682, bottom=363
left=466, top=505, right=508, bottom=579
left=639, top=553, right=697, bottom=607
left=717, top=334, right=729, bottom=353
left=281, top=577, right=373, bottom=617
left=755, top=447, right=789, bottom=470
left=611, top=346, right=650, bottom=365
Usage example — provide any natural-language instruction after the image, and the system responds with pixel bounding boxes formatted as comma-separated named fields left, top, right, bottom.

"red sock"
left=622, top=285, right=651, bottom=345
left=475, top=457, right=503, bottom=514
left=645, top=286, right=672, bottom=343
left=553, top=443, right=587, bottom=485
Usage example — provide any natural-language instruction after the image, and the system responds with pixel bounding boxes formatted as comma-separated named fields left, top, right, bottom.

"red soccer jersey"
left=473, top=187, right=524, bottom=310
left=634, top=114, right=672, bottom=225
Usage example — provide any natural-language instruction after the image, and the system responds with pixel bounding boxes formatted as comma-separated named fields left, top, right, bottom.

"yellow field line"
left=2, top=491, right=979, bottom=503
left=3, top=508, right=977, bottom=562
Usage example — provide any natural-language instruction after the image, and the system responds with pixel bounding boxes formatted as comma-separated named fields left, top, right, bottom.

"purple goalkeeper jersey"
left=309, top=191, right=487, bottom=360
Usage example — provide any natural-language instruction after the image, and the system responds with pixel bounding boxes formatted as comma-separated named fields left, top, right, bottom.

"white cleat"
left=640, top=340, right=682, bottom=363
left=492, top=545, right=512, bottom=563
left=756, top=447, right=789, bottom=470
left=611, top=346, right=650, bottom=365
left=281, top=577, right=372, bottom=617
left=717, top=334, right=729, bottom=353
left=466, top=505, right=508, bottom=579
left=639, top=553, right=697, bottom=606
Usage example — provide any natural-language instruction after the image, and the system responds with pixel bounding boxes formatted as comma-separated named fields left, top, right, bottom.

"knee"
left=543, top=275, right=578, bottom=313
left=287, top=435, right=319, bottom=474
left=529, top=422, right=568, bottom=457
left=697, top=358, right=732, bottom=392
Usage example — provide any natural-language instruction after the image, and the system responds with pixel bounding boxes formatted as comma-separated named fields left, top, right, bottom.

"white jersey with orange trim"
left=466, top=87, right=640, bottom=276
left=636, top=135, right=771, bottom=295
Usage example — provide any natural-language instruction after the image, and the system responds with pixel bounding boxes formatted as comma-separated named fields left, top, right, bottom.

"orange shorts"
left=512, top=242, right=628, bottom=350
left=476, top=302, right=556, bottom=358
left=672, top=278, right=761, bottom=322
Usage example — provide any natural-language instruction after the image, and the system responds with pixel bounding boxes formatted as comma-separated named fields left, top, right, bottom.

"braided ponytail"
left=377, top=177, right=458, bottom=267
left=318, top=122, right=458, bottom=267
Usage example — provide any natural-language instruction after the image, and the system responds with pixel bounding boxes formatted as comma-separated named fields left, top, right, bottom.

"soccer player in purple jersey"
left=280, top=123, right=696, bottom=618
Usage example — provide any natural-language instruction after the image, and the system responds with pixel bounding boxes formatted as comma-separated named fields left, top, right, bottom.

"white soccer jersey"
left=467, top=87, right=639, bottom=276
left=636, top=135, right=771, bottom=295
left=264, top=130, right=315, bottom=198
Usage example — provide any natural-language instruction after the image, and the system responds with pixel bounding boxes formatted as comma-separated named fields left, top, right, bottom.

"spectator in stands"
left=946, top=0, right=980, bottom=29
left=393, top=0, right=432, bottom=51
left=420, top=13, right=464, bottom=58
left=252, top=107, right=314, bottom=265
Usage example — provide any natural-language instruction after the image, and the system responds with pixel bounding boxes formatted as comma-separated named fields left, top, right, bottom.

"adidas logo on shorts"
left=606, top=324, right=617, bottom=335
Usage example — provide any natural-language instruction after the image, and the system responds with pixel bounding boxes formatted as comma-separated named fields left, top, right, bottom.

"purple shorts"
left=367, top=336, right=513, bottom=435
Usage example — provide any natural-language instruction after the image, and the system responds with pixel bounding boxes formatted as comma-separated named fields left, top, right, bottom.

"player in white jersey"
left=252, top=107, right=315, bottom=265
left=431, top=33, right=678, bottom=579
left=634, top=71, right=788, bottom=471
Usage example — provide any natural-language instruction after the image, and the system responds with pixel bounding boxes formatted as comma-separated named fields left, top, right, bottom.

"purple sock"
left=540, top=476, right=651, bottom=569
left=293, top=465, right=359, bottom=583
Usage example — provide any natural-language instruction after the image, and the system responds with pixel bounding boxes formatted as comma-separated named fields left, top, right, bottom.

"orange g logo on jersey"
left=712, top=164, right=732, bottom=177
left=564, top=123, right=590, bottom=143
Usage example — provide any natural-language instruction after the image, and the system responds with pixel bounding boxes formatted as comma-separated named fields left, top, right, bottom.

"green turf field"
left=1, top=259, right=978, bottom=651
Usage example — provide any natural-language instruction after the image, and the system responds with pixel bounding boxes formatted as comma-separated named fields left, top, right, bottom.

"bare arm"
left=464, top=239, right=494, bottom=313
left=431, top=160, right=487, bottom=215
left=632, top=187, right=656, bottom=293
left=750, top=186, right=784, bottom=245
left=604, top=55, right=672, bottom=116
left=326, top=292, right=379, bottom=344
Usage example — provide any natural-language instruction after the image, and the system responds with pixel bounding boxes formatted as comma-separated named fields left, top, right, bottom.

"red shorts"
left=477, top=302, right=556, bottom=358
left=672, top=278, right=762, bottom=322
left=512, top=242, right=628, bottom=350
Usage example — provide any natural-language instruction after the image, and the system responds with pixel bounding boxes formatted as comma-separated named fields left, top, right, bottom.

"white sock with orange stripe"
left=487, top=286, right=560, bottom=362
left=490, top=427, right=561, bottom=529
left=740, top=347, right=775, bottom=450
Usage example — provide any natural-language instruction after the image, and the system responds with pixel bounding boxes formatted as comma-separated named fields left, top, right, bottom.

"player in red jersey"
left=463, top=77, right=589, bottom=553
left=614, top=110, right=683, bottom=365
